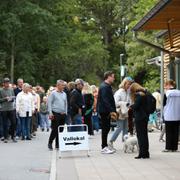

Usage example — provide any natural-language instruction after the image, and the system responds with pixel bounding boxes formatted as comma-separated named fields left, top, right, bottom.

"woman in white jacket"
left=109, top=77, right=133, bottom=149
left=163, top=80, right=180, bottom=152
left=16, top=83, right=34, bottom=140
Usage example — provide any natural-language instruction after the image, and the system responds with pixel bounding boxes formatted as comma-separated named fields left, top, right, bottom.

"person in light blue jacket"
left=163, top=80, right=180, bottom=152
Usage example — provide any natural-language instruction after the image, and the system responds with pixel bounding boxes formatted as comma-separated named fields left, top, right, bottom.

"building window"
left=175, top=57, right=180, bottom=90
left=167, top=57, right=175, bottom=81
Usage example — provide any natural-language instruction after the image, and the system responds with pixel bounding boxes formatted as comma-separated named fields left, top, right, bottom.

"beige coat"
left=114, top=88, right=131, bottom=120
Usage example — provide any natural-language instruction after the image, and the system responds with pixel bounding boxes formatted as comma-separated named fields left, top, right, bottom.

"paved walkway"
left=0, top=129, right=180, bottom=180
left=0, top=131, right=52, bottom=180
left=56, top=130, right=180, bottom=180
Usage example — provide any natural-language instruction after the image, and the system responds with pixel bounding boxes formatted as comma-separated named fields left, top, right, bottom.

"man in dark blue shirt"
left=14, top=78, right=23, bottom=96
left=14, top=78, right=24, bottom=138
left=97, top=71, right=116, bottom=154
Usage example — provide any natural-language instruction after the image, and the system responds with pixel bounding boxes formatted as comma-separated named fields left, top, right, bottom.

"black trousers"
left=84, top=113, right=94, bottom=135
left=128, top=108, right=134, bottom=135
left=48, top=112, right=66, bottom=147
left=135, top=119, right=149, bottom=157
left=31, top=111, right=38, bottom=133
left=165, top=121, right=179, bottom=151
left=1, top=110, right=16, bottom=139
left=100, top=113, right=110, bottom=149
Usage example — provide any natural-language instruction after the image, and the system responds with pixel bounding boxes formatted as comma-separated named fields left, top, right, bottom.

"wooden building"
left=133, top=0, right=180, bottom=89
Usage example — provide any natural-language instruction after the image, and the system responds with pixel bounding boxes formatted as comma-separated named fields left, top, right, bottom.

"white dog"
left=123, top=134, right=139, bottom=153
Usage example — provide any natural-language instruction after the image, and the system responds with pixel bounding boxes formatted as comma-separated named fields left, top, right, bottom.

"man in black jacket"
left=70, top=79, right=85, bottom=131
left=97, top=71, right=116, bottom=154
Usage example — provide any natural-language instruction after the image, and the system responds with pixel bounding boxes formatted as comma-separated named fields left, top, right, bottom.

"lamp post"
left=120, top=54, right=124, bottom=82
left=146, top=54, right=164, bottom=122
left=120, top=17, right=128, bottom=83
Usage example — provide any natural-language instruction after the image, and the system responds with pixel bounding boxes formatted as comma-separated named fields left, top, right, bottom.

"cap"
left=126, top=76, right=134, bottom=82
left=3, top=78, right=10, bottom=83
left=75, top=78, right=84, bottom=86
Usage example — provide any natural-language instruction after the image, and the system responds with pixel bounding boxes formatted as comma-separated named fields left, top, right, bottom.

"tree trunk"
left=10, top=39, right=15, bottom=84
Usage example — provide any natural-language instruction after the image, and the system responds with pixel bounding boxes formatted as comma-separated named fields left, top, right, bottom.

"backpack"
left=145, top=91, right=156, bottom=114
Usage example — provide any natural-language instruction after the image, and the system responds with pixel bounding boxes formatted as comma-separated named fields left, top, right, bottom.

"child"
left=40, top=96, right=50, bottom=132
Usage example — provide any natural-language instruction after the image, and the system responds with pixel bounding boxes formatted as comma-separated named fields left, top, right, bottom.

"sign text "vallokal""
left=63, top=136, right=85, bottom=141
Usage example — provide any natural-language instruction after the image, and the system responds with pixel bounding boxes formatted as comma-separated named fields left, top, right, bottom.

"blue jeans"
left=71, top=114, right=83, bottom=131
left=65, top=114, right=71, bottom=125
left=20, top=117, right=31, bottom=138
left=16, top=114, right=21, bottom=137
left=110, top=119, right=128, bottom=142
left=0, top=112, right=3, bottom=138
left=92, top=114, right=99, bottom=132
left=37, top=112, right=41, bottom=127
left=40, top=113, right=50, bottom=129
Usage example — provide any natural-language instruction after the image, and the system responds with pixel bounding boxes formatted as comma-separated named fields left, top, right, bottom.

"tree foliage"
left=0, top=0, right=161, bottom=91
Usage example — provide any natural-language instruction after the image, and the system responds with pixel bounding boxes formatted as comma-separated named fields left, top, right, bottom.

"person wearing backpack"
left=130, top=83, right=150, bottom=159
left=162, top=80, right=180, bottom=152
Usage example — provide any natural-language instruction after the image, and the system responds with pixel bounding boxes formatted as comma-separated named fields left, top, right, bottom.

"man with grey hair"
left=48, top=80, right=67, bottom=150
left=14, top=78, right=24, bottom=96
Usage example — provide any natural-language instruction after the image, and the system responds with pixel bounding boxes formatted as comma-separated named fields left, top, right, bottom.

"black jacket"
left=70, top=88, right=84, bottom=117
left=14, top=87, right=22, bottom=96
left=84, top=93, right=94, bottom=116
left=97, top=82, right=116, bottom=114
left=130, top=92, right=148, bottom=122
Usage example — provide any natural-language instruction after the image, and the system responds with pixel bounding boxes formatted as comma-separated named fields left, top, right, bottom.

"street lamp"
left=120, top=54, right=124, bottom=82
left=146, top=56, right=161, bottom=66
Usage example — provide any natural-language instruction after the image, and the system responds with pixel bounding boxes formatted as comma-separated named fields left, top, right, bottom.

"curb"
left=49, top=150, right=57, bottom=180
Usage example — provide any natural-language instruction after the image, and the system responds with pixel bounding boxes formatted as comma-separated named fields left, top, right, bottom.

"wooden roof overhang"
left=133, top=0, right=180, bottom=31
left=132, top=0, right=180, bottom=57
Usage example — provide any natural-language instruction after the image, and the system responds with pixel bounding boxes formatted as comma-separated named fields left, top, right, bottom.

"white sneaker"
left=88, top=135, right=94, bottom=139
left=108, top=141, right=116, bottom=151
left=101, top=146, right=115, bottom=154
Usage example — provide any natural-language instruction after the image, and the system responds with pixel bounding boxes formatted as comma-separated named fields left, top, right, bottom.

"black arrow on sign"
left=65, top=142, right=81, bottom=146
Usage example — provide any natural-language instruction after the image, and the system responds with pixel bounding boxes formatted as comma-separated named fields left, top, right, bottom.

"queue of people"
left=0, top=78, right=49, bottom=143
left=0, top=77, right=101, bottom=148
left=1, top=72, right=180, bottom=160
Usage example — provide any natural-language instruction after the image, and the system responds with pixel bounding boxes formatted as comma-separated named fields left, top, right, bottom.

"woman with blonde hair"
left=82, top=83, right=94, bottom=135
left=91, top=85, right=100, bottom=132
left=130, top=82, right=150, bottom=159
left=108, top=77, right=133, bottom=149
left=16, top=83, right=34, bottom=140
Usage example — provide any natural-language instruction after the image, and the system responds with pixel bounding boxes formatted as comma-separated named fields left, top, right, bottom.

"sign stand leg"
left=87, top=150, right=90, bottom=157
left=59, top=151, right=62, bottom=159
